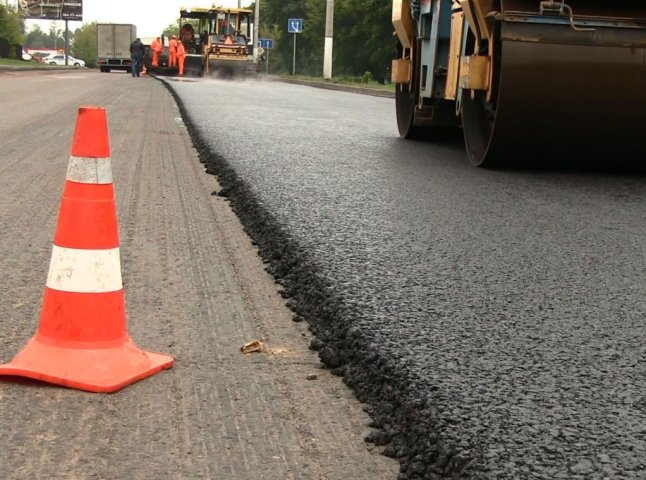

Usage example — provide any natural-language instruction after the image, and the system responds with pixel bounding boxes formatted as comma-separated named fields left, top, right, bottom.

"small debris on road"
left=268, top=346, right=292, bottom=356
left=240, top=340, right=264, bottom=354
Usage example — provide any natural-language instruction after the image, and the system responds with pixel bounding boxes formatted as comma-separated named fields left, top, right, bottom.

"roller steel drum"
left=462, top=22, right=646, bottom=166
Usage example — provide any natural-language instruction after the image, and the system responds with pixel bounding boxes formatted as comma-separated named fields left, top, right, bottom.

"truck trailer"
left=392, top=1, right=646, bottom=167
left=97, top=24, right=137, bottom=73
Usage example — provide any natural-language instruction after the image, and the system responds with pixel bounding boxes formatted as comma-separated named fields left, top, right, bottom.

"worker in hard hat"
left=168, top=34, right=178, bottom=69
left=177, top=40, right=186, bottom=76
left=151, top=36, right=162, bottom=68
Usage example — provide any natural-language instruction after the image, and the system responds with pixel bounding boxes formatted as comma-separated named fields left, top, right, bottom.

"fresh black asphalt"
left=162, top=77, right=646, bottom=479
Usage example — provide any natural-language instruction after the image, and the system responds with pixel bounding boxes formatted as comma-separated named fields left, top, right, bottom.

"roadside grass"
left=0, top=58, right=74, bottom=68
left=274, top=73, right=395, bottom=92
left=0, top=58, right=32, bottom=66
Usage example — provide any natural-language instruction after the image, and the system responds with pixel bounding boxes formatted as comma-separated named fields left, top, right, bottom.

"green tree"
left=24, top=23, right=64, bottom=49
left=72, top=22, right=97, bottom=68
left=24, top=24, right=48, bottom=48
left=258, top=0, right=395, bottom=80
left=0, top=4, right=24, bottom=49
left=162, top=22, right=179, bottom=38
left=334, top=0, right=394, bottom=82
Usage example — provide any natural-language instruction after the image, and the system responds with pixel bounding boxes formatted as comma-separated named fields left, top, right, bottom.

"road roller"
left=392, top=1, right=646, bottom=166
left=202, top=7, right=258, bottom=79
left=178, top=6, right=258, bottom=79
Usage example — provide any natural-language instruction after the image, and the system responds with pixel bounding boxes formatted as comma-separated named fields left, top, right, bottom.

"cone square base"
left=0, top=336, right=174, bottom=393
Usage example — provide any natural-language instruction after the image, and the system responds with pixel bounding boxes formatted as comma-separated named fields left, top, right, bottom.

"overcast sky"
left=21, top=0, right=250, bottom=39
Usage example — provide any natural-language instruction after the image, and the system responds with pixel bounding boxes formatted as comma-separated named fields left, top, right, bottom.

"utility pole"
left=323, top=0, right=334, bottom=79
left=64, top=19, right=69, bottom=66
left=253, top=0, right=260, bottom=64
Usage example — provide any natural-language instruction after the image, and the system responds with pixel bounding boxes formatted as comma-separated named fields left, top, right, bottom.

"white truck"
left=97, top=24, right=137, bottom=73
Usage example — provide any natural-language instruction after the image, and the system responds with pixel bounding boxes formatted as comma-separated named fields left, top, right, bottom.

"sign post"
left=64, top=20, right=69, bottom=65
left=287, top=18, right=303, bottom=76
left=259, top=38, right=273, bottom=75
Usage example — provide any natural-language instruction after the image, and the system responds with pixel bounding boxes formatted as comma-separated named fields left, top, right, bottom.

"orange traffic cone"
left=0, top=107, right=174, bottom=393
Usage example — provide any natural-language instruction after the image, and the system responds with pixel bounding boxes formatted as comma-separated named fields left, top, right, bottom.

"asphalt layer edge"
left=157, top=77, right=476, bottom=480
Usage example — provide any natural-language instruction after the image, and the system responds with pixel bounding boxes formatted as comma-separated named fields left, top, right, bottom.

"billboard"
left=19, top=0, right=83, bottom=21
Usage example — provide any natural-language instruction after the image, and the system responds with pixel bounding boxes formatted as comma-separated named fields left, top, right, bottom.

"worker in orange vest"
left=168, top=35, right=178, bottom=68
left=151, top=36, right=162, bottom=67
left=177, top=41, right=186, bottom=76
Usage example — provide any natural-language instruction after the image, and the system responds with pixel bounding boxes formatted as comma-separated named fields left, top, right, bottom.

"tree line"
left=255, top=0, right=395, bottom=82
left=0, top=4, right=23, bottom=58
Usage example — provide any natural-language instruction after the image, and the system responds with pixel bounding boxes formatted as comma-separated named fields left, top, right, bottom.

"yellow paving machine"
left=178, top=6, right=257, bottom=78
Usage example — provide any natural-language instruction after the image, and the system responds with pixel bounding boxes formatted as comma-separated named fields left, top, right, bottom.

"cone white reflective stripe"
left=66, top=156, right=113, bottom=184
left=46, top=245, right=123, bottom=293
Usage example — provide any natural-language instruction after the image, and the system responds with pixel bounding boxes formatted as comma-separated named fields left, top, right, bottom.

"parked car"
left=46, top=54, right=86, bottom=68
left=22, top=50, right=32, bottom=61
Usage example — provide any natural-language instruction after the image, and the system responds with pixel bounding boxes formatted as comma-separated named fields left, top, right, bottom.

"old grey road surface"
left=0, top=70, right=398, bottom=479
left=164, top=76, right=646, bottom=480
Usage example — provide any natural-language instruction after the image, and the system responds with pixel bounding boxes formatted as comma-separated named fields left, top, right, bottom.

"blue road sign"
left=288, top=18, right=303, bottom=34
left=259, top=38, right=274, bottom=49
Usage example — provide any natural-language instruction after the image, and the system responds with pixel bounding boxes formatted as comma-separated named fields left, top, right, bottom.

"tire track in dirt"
left=0, top=71, right=398, bottom=480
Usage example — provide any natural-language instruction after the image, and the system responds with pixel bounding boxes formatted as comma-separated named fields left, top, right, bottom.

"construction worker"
left=168, top=35, right=178, bottom=68
left=151, top=36, right=162, bottom=68
left=177, top=40, right=186, bottom=76
left=129, top=37, right=145, bottom=77
left=181, top=23, right=194, bottom=42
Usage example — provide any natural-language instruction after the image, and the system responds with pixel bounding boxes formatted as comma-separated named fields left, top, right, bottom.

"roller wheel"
left=461, top=90, right=497, bottom=167
left=395, top=41, right=424, bottom=139
left=462, top=22, right=645, bottom=167
left=461, top=27, right=502, bottom=167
